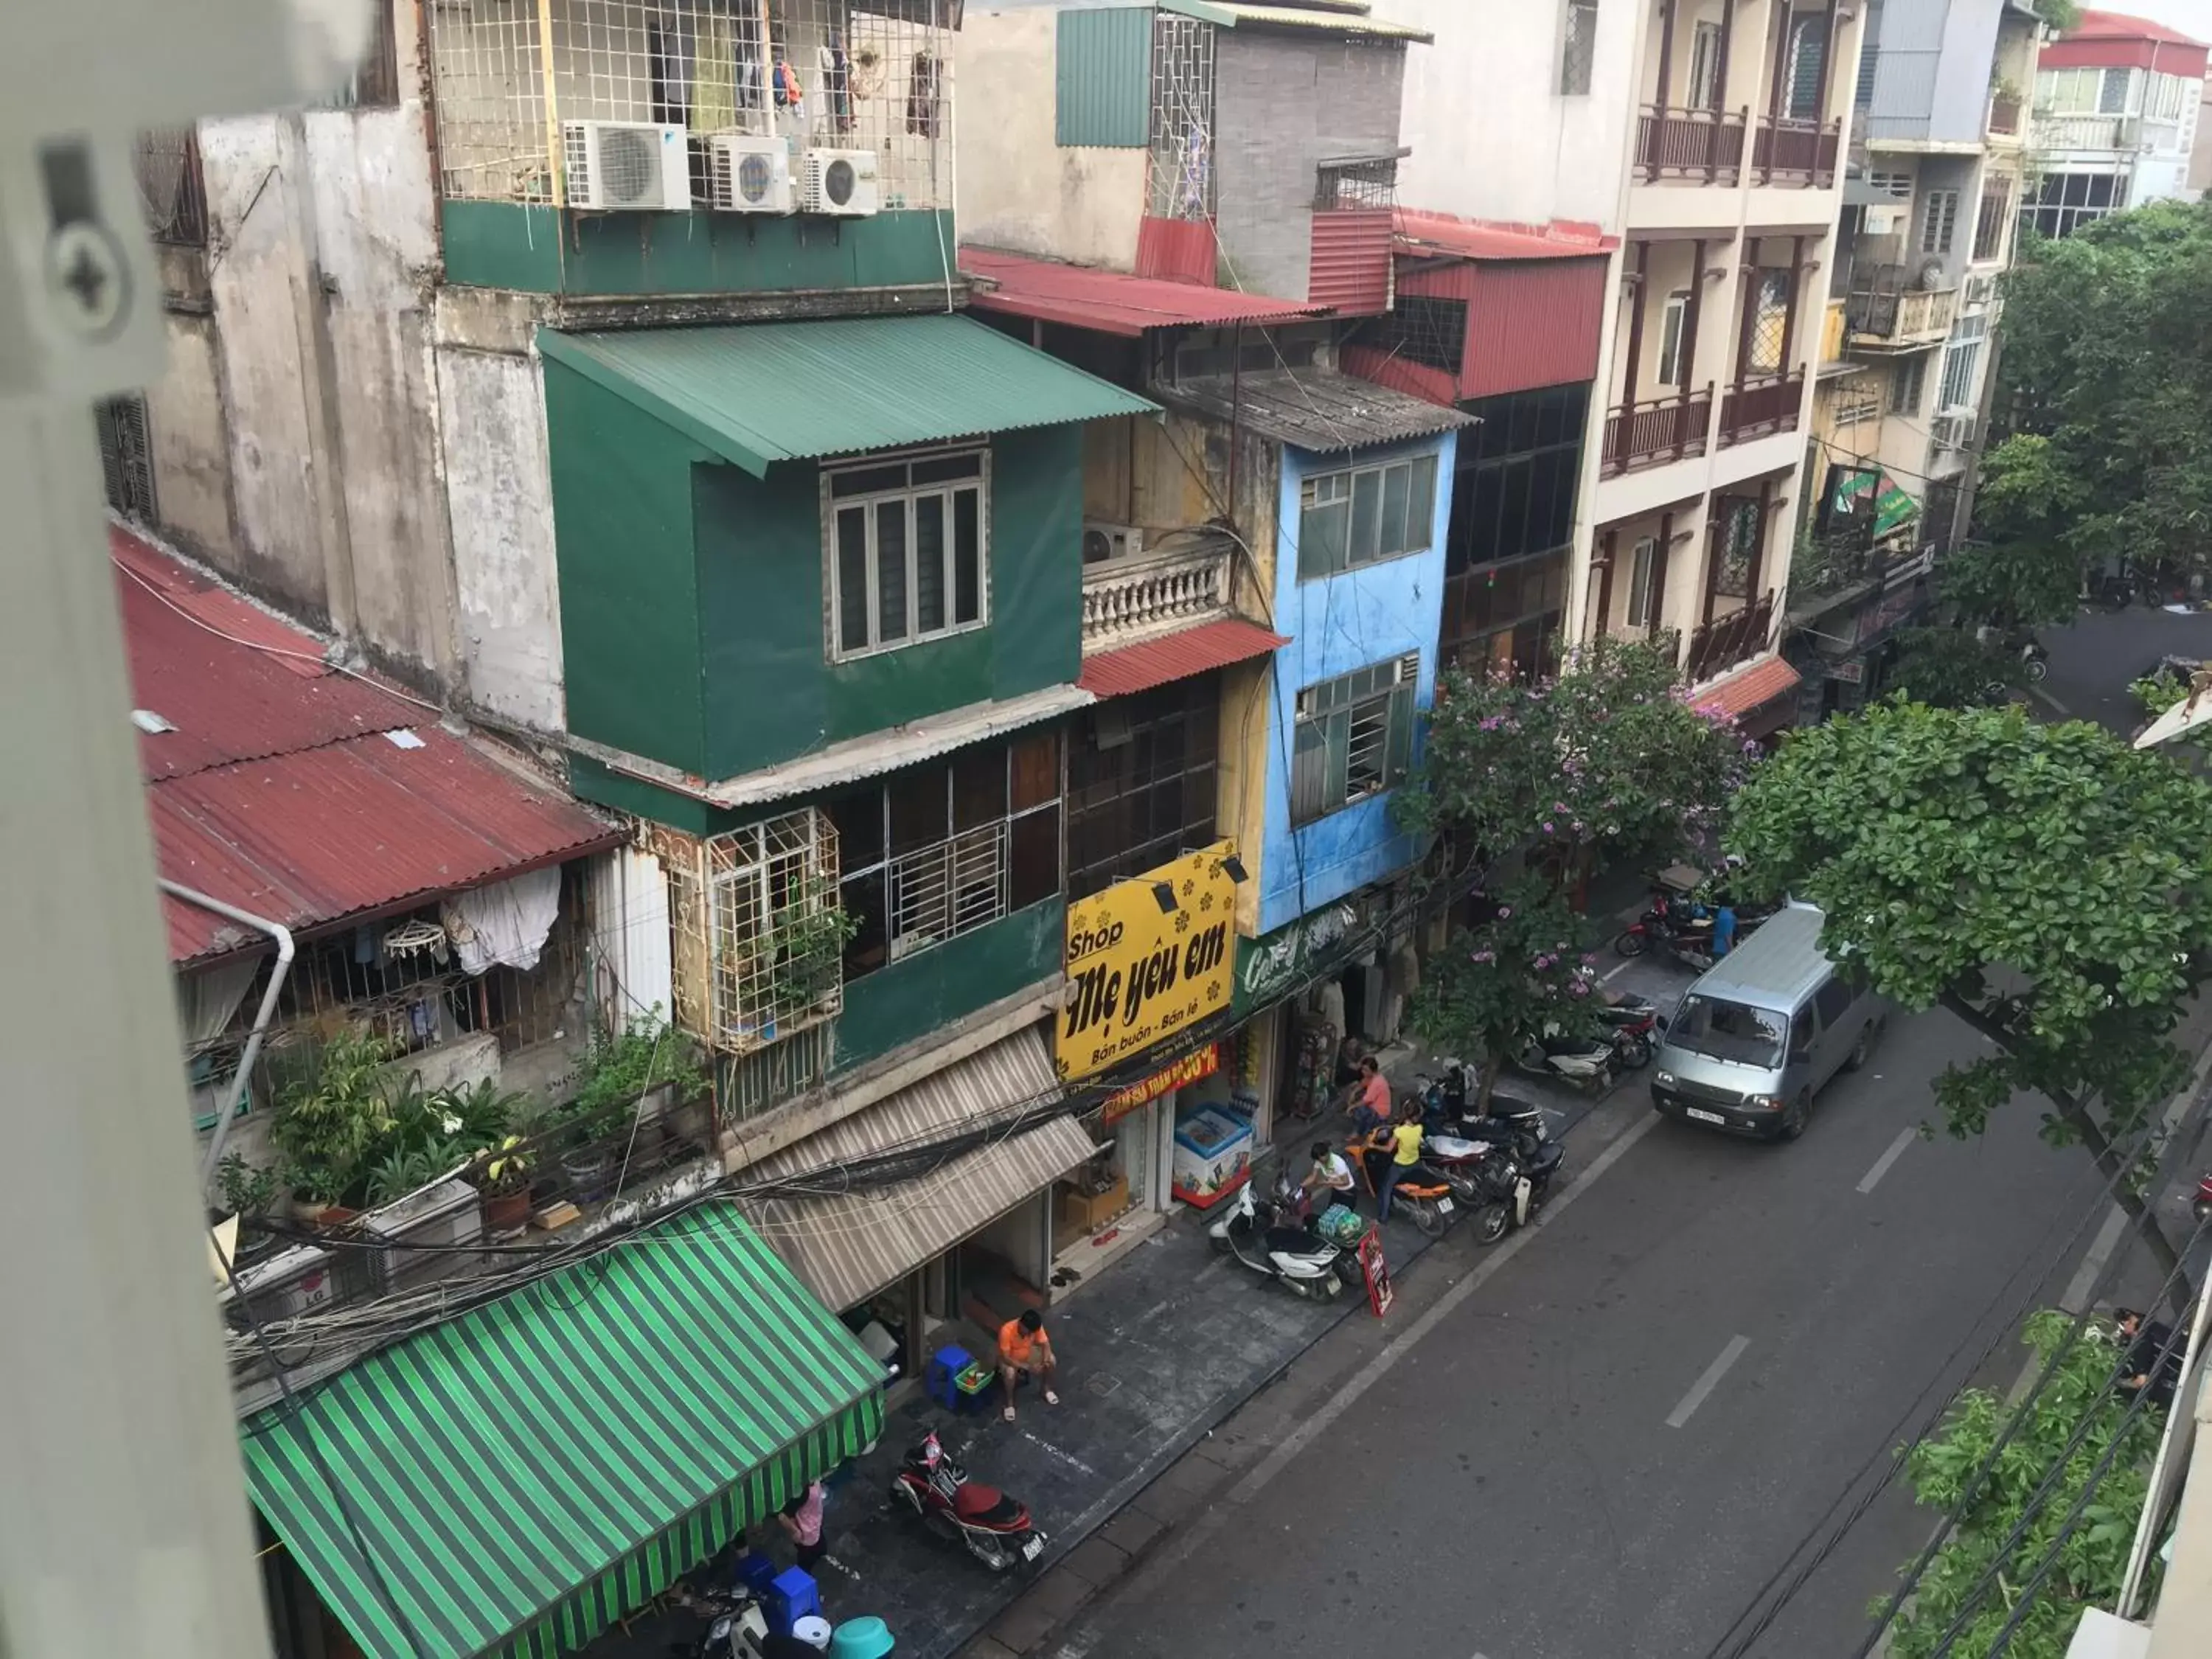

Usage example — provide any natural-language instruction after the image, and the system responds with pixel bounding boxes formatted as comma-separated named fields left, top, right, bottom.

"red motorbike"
left=889, top=1430, right=1047, bottom=1571
left=2194, top=1172, right=2211, bottom=1225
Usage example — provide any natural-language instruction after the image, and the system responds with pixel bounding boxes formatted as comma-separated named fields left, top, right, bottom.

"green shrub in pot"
left=268, top=1029, right=396, bottom=1209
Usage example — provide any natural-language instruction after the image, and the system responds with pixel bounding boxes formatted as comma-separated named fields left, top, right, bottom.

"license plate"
left=1436, top=1195, right=1455, bottom=1214
left=1020, top=1535, right=1044, bottom=1562
left=1686, top=1107, right=1728, bottom=1125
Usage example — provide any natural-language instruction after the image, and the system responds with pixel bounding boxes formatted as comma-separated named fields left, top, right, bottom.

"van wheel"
left=1843, top=1020, right=1880, bottom=1072
left=1775, top=1091, right=1812, bottom=1142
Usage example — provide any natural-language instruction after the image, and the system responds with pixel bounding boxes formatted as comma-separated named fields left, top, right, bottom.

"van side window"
left=1789, top=1001, right=1818, bottom=1059
left=1814, top=977, right=1855, bottom=1028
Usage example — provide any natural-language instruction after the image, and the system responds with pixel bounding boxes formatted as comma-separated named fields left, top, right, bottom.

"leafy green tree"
left=1881, top=1310, right=2160, bottom=1659
left=1729, top=701, right=2212, bottom=1276
left=1402, top=634, right=1754, bottom=882
left=1885, top=627, right=2028, bottom=710
left=1405, top=880, right=1601, bottom=1113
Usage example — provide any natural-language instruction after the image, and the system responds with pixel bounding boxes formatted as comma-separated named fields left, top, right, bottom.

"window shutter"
left=1291, top=718, right=1332, bottom=824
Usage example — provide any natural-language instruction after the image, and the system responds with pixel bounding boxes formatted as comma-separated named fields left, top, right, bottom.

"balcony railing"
left=1719, top=370, right=1804, bottom=447
left=1633, top=105, right=1746, bottom=184
left=1751, top=116, right=1840, bottom=186
left=1845, top=285, right=1957, bottom=347
left=1988, top=91, right=2023, bottom=136
left=1082, top=540, right=1233, bottom=653
left=2032, top=111, right=2138, bottom=152
left=1687, top=592, right=1776, bottom=681
left=1600, top=385, right=1713, bottom=478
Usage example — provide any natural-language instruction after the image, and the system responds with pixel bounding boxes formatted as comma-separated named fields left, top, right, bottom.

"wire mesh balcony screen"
left=654, top=808, right=845, bottom=1057
left=426, top=0, right=955, bottom=208
left=1147, top=11, right=1215, bottom=220
left=1352, top=293, right=1466, bottom=375
left=1315, top=157, right=1398, bottom=212
left=133, top=127, right=207, bottom=246
left=1746, top=270, right=1790, bottom=375
left=887, top=821, right=1008, bottom=962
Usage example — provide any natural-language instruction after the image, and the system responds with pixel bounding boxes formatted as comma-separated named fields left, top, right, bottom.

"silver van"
left=1649, top=902, right=1887, bottom=1142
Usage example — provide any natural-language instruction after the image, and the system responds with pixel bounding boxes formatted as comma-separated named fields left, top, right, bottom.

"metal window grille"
left=888, top=821, right=1007, bottom=961
left=655, top=809, right=844, bottom=1056
left=1366, top=293, right=1464, bottom=375
left=133, top=126, right=207, bottom=247
left=1919, top=188, right=1959, bottom=255
left=425, top=0, right=955, bottom=209
left=719, top=1021, right=832, bottom=1122
left=1831, top=383, right=1881, bottom=427
left=1291, top=655, right=1418, bottom=824
left=1711, top=497, right=1762, bottom=599
left=1867, top=170, right=1913, bottom=199
left=1972, top=180, right=2012, bottom=262
left=1747, top=269, right=1790, bottom=375
left=1067, top=678, right=1220, bottom=902
left=322, top=0, right=401, bottom=108
left=94, top=395, right=156, bottom=523
left=1315, top=156, right=1398, bottom=212
left=1147, top=10, right=1215, bottom=220
left=1559, top=0, right=1599, bottom=97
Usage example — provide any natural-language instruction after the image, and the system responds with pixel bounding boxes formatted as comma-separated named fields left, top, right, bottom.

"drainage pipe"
left=159, top=880, right=296, bottom=1198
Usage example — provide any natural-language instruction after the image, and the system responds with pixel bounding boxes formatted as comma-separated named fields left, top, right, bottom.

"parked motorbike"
left=1978, top=627, right=2050, bottom=699
left=1509, top=1028, right=1615, bottom=1093
left=1208, top=1172, right=1360, bottom=1296
left=1347, top=1130, right=1462, bottom=1237
left=1455, top=1096, right=1564, bottom=1219
left=2194, top=1172, right=2212, bottom=1225
left=1418, top=1129, right=1522, bottom=1242
left=1592, top=987, right=1664, bottom=1070
left=890, top=1430, right=1047, bottom=1571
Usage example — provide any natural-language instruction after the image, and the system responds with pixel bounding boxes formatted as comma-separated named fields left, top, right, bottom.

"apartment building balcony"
left=1719, top=370, right=1804, bottom=447
left=1846, top=285, right=1956, bottom=349
left=1686, top=591, right=1777, bottom=681
left=1751, top=116, right=1840, bottom=186
left=1082, top=540, right=1234, bottom=654
left=2032, top=111, right=2140, bottom=153
left=1601, top=386, right=1714, bottom=479
left=1988, top=91, right=2024, bottom=138
left=1634, top=105, right=1747, bottom=184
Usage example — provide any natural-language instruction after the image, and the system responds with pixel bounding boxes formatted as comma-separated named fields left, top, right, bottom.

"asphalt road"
left=1060, top=952, right=2112, bottom=1659
left=2037, top=602, right=2212, bottom=734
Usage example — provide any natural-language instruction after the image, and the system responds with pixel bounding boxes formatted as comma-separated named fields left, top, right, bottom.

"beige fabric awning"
left=737, top=1029, right=1092, bottom=1314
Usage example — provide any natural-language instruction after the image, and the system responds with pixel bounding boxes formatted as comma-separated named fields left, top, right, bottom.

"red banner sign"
left=1101, top=1042, right=1220, bottom=1125
left=1360, top=1228, right=1394, bottom=1318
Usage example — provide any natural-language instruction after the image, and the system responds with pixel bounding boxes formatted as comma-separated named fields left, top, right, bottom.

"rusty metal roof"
left=961, top=247, right=1325, bottom=337
left=1078, top=618, right=1289, bottom=698
left=1394, top=209, right=1618, bottom=262
left=1164, top=367, right=1476, bottom=452
left=1696, top=654, right=1804, bottom=720
left=114, top=527, right=622, bottom=964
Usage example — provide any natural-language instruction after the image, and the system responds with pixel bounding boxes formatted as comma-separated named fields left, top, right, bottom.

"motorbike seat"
left=1265, top=1225, right=1322, bottom=1254
left=953, top=1484, right=1023, bottom=1526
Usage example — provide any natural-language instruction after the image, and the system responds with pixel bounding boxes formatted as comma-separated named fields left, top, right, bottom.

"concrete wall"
left=1211, top=30, right=1408, bottom=302
left=146, top=315, right=240, bottom=559
left=1394, top=0, right=1641, bottom=232
left=956, top=6, right=1149, bottom=268
left=1257, top=433, right=1454, bottom=937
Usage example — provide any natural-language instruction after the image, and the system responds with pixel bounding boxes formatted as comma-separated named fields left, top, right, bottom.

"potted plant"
left=471, top=1135, right=535, bottom=1234
left=364, top=1142, right=462, bottom=1208
left=768, top=882, right=860, bottom=1012
left=214, top=1152, right=285, bottom=1269
left=556, top=1014, right=712, bottom=1199
left=268, top=1029, right=396, bottom=1224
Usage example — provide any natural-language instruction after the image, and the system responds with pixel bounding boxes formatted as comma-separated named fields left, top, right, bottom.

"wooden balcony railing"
left=1633, top=105, right=1747, bottom=184
left=1845, top=285, right=1957, bottom=347
left=1719, top=369, right=1804, bottom=447
left=1752, top=116, right=1840, bottom=186
left=1600, top=385, right=1712, bottom=478
left=1082, top=540, right=1233, bottom=653
left=1687, top=592, right=1777, bottom=681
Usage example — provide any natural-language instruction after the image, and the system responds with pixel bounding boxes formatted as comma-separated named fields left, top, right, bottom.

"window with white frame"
left=1291, top=655, right=1419, bottom=825
left=2099, top=66, right=2132, bottom=116
left=1656, top=293, right=1690, bottom=387
left=825, top=448, right=989, bottom=660
left=827, top=733, right=1063, bottom=979
left=1689, top=21, right=1722, bottom=108
left=1298, top=452, right=1441, bottom=580
left=1559, top=0, right=1599, bottom=97
left=1919, top=188, right=1960, bottom=255
left=1891, top=355, right=1927, bottom=416
left=1938, top=315, right=1987, bottom=412
left=1625, top=536, right=1658, bottom=630
left=2037, top=67, right=2101, bottom=113
left=1867, top=170, right=1914, bottom=199
left=2148, top=72, right=2188, bottom=122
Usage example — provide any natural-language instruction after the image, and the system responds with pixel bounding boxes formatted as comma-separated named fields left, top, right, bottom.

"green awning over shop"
left=537, top=313, right=1159, bottom=477
left=243, top=1205, right=883, bottom=1659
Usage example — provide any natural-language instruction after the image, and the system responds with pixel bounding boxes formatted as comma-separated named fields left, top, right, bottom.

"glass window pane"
left=875, top=500, right=908, bottom=642
left=841, top=869, right=888, bottom=978
left=830, top=463, right=907, bottom=498
left=915, top=493, right=947, bottom=634
left=1497, top=456, right=1531, bottom=558
left=828, top=787, right=886, bottom=872
left=913, top=452, right=984, bottom=485
left=1300, top=498, right=1349, bottom=579
left=1011, top=731, right=1060, bottom=812
left=837, top=507, right=872, bottom=653
left=1290, top=719, right=1331, bottom=824
left=953, top=487, right=982, bottom=624
left=953, top=744, right=1008, bottom=831
left=1350, top=468, right=1382, bottom=563
left=1405, top=454, right=1438, bottom=551
left=888, top=765, right=950, bottom=855
left=1379, top=464, right=1411, bottom=555
left=1010, top=806, right=1061, bottom=911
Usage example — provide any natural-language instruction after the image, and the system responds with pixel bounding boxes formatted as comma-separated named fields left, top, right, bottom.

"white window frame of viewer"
left=822, top=445, right=992, bottom=662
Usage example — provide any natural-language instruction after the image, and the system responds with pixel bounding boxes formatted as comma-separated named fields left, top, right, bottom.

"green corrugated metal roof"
left=537, top=313, right=1158, bottom=478
left=242, top=1205, right=884, bottom=1659
left=1058, top=7, right=1154, bottom=147
left=1159, top=0, right=1433, bottom=42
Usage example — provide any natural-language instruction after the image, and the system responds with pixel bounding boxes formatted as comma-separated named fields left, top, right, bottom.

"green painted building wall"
left=442, top=203, right=959, bottom=296
left=549, top=357, right=1085, bottom=784
left=832, top=898, right=1063, bottom=1073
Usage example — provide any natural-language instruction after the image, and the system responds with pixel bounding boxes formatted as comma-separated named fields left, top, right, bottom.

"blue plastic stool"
left=733, top=1551, right=779, bottom=1600
left=924, top=1344, right=974, bottom=1413
left=763, top=1566, right=824, bottom=1637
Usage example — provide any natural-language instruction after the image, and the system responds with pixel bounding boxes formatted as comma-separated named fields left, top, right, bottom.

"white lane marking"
left=2030, top=684, right=2072, bottom=717
left=1602, top=960, right=1632, bottom=982
left=1857, top=1128, right=1918, bottom=1194
left=1666, top=1335, right=1752, bottom=1428
left=1021, top=1431, right=1096, bottom=1476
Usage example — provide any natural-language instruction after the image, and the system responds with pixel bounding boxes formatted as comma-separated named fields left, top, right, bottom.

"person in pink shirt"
left=1346, top=1054, right=1393, bottom=1135
left=777, top=1481, right=827, bottom=1571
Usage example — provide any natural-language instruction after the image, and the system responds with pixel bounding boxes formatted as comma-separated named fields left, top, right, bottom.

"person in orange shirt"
left=996, top=1309, right=1060, bottom=1422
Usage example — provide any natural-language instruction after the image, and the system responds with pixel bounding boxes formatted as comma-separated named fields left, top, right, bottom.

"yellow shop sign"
left=1057, top=841, right=1239, bottom=1082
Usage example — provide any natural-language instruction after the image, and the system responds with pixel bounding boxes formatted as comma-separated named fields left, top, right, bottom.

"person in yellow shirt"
left=1376, top=1107, right=1425, bottom=1222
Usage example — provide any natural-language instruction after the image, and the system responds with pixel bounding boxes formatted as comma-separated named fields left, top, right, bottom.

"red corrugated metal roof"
left=1078, top=618, right=1289, bottom=698
left=961, top=247, right=1323, bottom=335
left=1394, top=209, right=1618, bottom=262
left=1696, top=655, right=1803, bottom=719
left=2046, top=10, right=2208, bottom=71
left=114, top=526, right=622, bottom=964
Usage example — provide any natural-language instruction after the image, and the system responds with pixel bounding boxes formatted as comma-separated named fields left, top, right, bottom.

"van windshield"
left=1670, top=995, right=1787, bottom=1068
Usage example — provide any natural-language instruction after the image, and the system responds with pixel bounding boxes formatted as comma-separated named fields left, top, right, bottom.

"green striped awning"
left=242, top=1205, right=884, bottom=1659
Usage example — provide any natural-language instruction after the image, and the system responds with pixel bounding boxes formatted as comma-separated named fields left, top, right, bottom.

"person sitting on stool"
left=997, top=1309, right=1060, bottom=1422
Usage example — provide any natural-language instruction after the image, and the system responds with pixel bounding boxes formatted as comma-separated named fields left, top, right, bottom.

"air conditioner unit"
left=802, top=147, right=880, bottom=216
left=563, top=119, right=692, bottom=212
left=1962, top=272, right=1996, bottom=306
left=1082, top=521, right=1144, bottom=565
left=1932, top=412, right=1978, bottom=451
left=706, top=133, right=795, bottom=214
